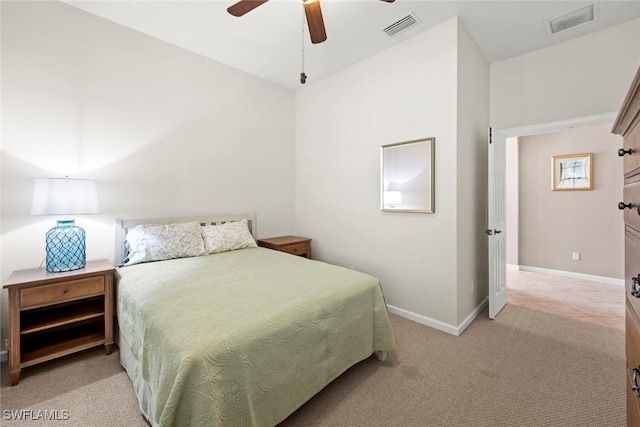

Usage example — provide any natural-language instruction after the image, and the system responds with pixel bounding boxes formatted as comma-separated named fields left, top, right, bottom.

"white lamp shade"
left=384, top=191, right=402, bottom=206
left=31, top=178, right=99, bottom=215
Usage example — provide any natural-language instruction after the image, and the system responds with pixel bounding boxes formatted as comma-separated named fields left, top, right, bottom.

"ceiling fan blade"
left=227, top=0, right=269, bottom=17
left=304, top=0, right=327, bottom=44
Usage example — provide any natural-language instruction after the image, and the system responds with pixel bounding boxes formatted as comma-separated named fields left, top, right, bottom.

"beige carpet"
left=1, top=305, right=624, bottom=426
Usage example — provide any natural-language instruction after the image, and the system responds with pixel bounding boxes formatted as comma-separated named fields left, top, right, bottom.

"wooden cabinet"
left=612, top=65, right=640, bottom=426
left=3, top=259, right=115, bottom=385
left=257, top=236, right=312, bottom=259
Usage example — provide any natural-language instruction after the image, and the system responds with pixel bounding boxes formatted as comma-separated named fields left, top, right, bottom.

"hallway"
left=507, top=269, right=624, bottom=330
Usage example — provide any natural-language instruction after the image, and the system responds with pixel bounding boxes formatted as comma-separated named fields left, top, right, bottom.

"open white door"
left=488, top=127, right=507, bottom=319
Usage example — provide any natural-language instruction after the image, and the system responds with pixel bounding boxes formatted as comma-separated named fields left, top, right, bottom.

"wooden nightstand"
left=3, top=259, right=115, bottom=386
left=257, top=236, right=312, bottom=259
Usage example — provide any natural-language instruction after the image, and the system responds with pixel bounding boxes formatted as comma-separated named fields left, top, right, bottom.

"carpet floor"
left=0, top=304, right=625, bottom=426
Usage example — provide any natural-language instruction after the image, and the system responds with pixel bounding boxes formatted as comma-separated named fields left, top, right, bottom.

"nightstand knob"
left=62, top=288, right=69, bottom=294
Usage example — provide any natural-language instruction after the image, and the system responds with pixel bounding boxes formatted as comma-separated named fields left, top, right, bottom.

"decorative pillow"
left=123, top=221, right=205, bottom=265
left=202, top=219, right=257, bottom=254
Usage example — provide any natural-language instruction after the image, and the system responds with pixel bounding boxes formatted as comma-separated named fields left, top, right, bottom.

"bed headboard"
left=114, top=213, right=257, bottom=266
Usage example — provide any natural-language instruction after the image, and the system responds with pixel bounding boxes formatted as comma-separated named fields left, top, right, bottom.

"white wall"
left=491, top=18, right=640, bottom=130
left=1, top=2, right=295, bottom=333
left=506, top=138, right=519, bottom=266
left=296, top=17, right=489, bottom=331
left=455, top=22, right=490, bottom=325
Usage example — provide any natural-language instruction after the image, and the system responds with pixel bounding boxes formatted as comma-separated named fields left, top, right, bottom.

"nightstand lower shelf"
left=21, top=297, right=105, bottom=334
left=21, top=321, right=107, bottom=368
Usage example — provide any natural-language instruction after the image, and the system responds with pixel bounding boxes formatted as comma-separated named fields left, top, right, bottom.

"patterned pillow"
left=202, top=219, right=257, bottom=254
left=124, top=221, right=205, bottom=265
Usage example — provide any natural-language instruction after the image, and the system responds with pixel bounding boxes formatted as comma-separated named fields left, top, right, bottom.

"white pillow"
left=124, top=221, right=205, bottom=265
left=202, top=219, right=257, bottom=254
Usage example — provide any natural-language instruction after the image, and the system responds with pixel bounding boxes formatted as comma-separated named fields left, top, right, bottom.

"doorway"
left=498, top=113, right=625, bottom=329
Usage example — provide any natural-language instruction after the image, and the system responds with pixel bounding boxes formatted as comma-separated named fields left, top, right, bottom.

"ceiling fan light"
left=303, top=0, right=327, bottom=44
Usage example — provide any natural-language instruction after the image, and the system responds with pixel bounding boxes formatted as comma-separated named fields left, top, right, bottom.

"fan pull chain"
left=300, top=4, right=307, bottom=84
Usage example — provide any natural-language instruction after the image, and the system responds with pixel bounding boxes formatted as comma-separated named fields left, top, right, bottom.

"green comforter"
left=116, top=247, right=395, bottom=427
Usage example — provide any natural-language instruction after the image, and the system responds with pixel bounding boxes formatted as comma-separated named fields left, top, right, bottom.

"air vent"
left=545, top=3, right=598, bottom=36
left=383, top=13, right=420, bottom=37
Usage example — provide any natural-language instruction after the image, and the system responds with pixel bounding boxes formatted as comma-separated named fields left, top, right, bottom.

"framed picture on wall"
left=380, top=137, right=435, bottom=213
left=552, top=153, right=593, bottom=191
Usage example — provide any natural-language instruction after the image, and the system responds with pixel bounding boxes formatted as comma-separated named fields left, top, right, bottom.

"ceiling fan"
left=227, top=0, right=396, bottom=44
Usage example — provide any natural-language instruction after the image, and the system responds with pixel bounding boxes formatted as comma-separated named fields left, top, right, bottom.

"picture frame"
left=552, top=153, right=593, bottom=191
left=380, top=137, right=435, bottom=213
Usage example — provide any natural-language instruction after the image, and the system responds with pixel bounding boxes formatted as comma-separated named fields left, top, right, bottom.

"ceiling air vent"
left=545, top=3, right=598, bottom=36
left=383, top=13, right=420, bottom=37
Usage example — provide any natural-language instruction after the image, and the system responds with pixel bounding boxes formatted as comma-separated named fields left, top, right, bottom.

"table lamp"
left=30, top=178, right=99, bottom=272
left=383, top=191, right=402, bottom=208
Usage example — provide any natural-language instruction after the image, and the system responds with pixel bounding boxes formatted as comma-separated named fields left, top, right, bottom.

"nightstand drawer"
left=280, top=243, right=309, bottom=256
left=20, top=277, right=105, bottom=308
left=257, top=236, right=312, bottom=259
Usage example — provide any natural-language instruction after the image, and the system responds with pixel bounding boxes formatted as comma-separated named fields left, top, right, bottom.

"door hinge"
left=488, top=127, right=493, bottom=144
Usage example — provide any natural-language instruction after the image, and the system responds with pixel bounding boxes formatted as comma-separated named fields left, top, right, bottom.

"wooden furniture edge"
left=613, top=66, right=640, bottom=137
left=4, top=259, right=115, bottom=385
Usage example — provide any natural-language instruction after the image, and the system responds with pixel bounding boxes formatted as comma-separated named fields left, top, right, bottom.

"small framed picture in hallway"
left=552, top=153, right=593, bottom=191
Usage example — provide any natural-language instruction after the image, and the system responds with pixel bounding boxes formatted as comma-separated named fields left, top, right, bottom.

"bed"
left=114, top=214, right=396, bottom=427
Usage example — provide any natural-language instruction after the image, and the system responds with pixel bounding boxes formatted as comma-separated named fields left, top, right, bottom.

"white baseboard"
left=387, top=298, right=488, bottom=337
left=517, top=265, right=624, bottom=286
left=0, top=350, right=6, bottom=363
left=507, top=264, right=520, bottom=271
left=458, top=297, right=489, bottom=334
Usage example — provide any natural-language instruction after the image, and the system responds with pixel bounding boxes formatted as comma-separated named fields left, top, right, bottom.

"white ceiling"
left=64, top=0, right=640, bottom=91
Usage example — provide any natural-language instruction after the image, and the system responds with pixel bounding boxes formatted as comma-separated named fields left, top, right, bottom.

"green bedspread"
left=116, top=247, right=395, bottom=427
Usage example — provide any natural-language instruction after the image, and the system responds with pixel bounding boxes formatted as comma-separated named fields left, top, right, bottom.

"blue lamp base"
left=45, top=220, right=86, bottom=272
